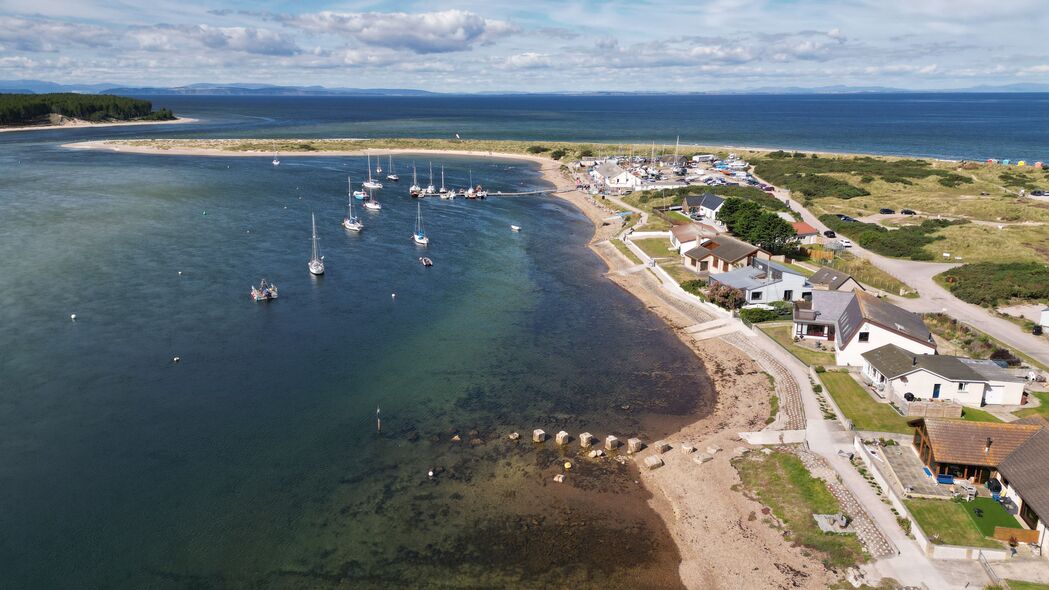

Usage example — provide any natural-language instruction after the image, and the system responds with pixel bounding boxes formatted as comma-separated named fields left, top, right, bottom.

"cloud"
left=131, top=24, right=300, bottom=56
left=0, top=16, right=112, bottom=52
left=275, top=10, right=517, bottom=54
left=503, top=52, right=552, bottom=69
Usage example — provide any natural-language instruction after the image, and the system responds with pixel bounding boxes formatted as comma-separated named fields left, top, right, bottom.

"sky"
left=0, top=0, right=1047, bottom=92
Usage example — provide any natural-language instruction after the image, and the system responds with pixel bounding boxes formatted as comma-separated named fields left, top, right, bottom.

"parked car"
left=901, top=209, right=917, bottom=215
left=823, top=230, right=837, bottom=238
left=1032, top=190, right=1048, bottom=196
left=839, top=238, right=853, bottom=248
left=879, top=208, right=895, bottom=214
left=835, top=213, right=850, bottom=220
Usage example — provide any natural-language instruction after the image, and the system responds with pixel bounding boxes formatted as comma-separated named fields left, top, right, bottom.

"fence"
left=993, top=526, right=1040, bottom=544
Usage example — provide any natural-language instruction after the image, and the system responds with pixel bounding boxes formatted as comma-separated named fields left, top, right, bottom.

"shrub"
left=579, top=149, right=594, bottom=157
left=739, top=308, right=781, bottom=324
left=939, top=262, right=1049, bottom=306
left=549, top=149, right=566, bottom=160
left=820, top=215, right=964, bottom=260
left=526, top=145, right=549, bottom=154
left=709, top=282, right=744, bottom=309
left=814, top=366, right=826, bottom=373
left=680, top=280, right=706, bottom=297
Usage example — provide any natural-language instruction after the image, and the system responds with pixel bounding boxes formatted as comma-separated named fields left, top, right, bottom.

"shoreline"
left=64, top=137, right=837, bottom=586
left=0, top=116, right=197, bottom=134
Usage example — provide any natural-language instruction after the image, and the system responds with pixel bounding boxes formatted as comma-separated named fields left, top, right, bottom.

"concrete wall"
left=836, top=321, right=937, bottom=367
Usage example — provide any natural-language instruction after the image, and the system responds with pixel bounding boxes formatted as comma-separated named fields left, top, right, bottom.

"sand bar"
left=1, top=117, right=197, bottom=134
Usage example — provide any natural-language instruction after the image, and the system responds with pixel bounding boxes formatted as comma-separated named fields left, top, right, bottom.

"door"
left=985, top=384, right=1005, bottom=405
left=783, top=290, right=793, bottom=301
left=932, top=384, right=941, bottom=399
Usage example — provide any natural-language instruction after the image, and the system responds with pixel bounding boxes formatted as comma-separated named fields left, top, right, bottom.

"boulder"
left=532, top=429, right=546, bottom=443
left=643, top=455, right=664, bottom=470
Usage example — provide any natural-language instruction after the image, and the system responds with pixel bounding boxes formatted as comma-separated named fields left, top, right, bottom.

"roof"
left=840, top=291, right=933, bottom=348
left=791, top=221, right=819, bottom=236
left=683, top=235, right=762, bottom=264
left=683, top=193, right=725, bottom=210
left=999, top=430, right=1049, bottom=521
left=670, top=223, right=718, bottom=242
left=809, top=267, right=859, bottom=290
left=711, top=259, right=805, bottom=292
left=794, top=289, right=855, bottom=325
left=861, top=344, right=985, bottom=382
left=909, top=418, right=1044, bottom=467
left=594, top=161, right=625, bottom=179
left=958, top=358, right=1026, bottom=384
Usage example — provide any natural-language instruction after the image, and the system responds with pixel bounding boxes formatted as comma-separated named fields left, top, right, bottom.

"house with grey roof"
left=793, top=290, right=935, bottom=366
left=591, top=161, right=641, bottom=189
left=808, top=267, right=864, bottom=292
left=708, top=259, right=812, bottom=304
left=682, top=193, right=725, bottom=222
left=861, top=343, right=1024, bottom=407
left=682, top=235, right=769, bottom=275
left=998, top=421, right=1049, bottom=553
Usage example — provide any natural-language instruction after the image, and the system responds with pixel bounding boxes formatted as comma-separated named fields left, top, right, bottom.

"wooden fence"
left=993, top=526, right=1040, bottom=544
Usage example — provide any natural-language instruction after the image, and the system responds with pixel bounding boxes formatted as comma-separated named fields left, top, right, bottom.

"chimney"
left=985, top=437, right=993, bottom=454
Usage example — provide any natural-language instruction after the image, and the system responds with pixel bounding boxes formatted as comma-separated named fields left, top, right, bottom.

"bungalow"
left=808, top=268, right=864, bottom=292
left=791, top=221, right=820, bottom=245
left=682, top=235, right=769, bottom=275
left=861, top=343, right=1025, bottom=407
left=793, top=291, right=936, bottom=366
left=709, top=259, right=812, bottom=304
left=670, top=222, right=719, bottom=254
left=997, top=424, right=1049, bottom=553
left=682, top=193, right=725, bottom=221
left=591, top=161, right=642, bottom=189
left=910, top=417, right=1042, bottom=484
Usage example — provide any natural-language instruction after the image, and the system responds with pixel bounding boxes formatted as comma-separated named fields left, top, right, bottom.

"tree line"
left=0, top=93, right=173, bottom=126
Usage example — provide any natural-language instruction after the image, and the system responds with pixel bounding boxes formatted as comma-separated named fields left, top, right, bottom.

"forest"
left=0, top=93, right=174, bottom=126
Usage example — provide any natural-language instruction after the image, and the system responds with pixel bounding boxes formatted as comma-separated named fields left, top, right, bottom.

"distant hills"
left=2, top=80, right=1048, bottom=96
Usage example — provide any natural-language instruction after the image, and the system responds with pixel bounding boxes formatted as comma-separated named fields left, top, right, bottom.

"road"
left=782, top=189, right=1049, bottom=370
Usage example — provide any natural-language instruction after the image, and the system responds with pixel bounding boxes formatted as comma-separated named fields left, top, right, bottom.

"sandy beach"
left=63, top=138, right=836, bottom=588
left=0, top=116, right=197, bottom=134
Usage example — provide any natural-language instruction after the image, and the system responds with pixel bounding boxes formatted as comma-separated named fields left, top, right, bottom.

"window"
left=933, top=384, right=941, bottom=399
left=958, top=382, right=965, bottom=391
left=858, top=332, right=869, bottom=342
left=699, top=261, right=708, bottom=271
left=783, top=290, right=793, bottom=301
left=750, top=291, right=762, bottom=301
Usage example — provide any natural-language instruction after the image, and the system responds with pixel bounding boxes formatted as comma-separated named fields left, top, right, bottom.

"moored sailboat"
left=413, top=201, right=429, bottom=245
left=424, top=162, right=436, bottom=195
left=410, top=162, right=422, bottom=197
left=386, top=155, right=399, bottom=181
left=363, top=154, right=383, bottom=190
left=343, top=177, right=363, bottom=232
left=363, top=189, right=382, bottom=211
left=308, top=212, right=325, bottom=275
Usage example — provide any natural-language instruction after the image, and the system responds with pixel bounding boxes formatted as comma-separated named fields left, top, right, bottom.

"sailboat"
left=438, top=165, right=449, bottom=196
left=272, top=151, right=280, bottom=166
left=425, top=162, right=436, bottom=195
left=410, top=162, right=422, bottom=197
left=465, top=170, right=476, bottom=199
left=363, top=189, right=382, bottom=211
left=376, top=157, right=382, bottom=175
left=413, top=201, right=429, bottom=245
left=363, top=154, right=383, bottom=190
left=343, top=178, right=363, bottom=232
left=308, top=213, right=325, bottom=275
left=386, top=155, right=399, bottom=181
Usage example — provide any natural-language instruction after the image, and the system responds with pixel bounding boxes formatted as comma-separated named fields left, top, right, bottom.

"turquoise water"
left=0, top=128, right=710, bottom=588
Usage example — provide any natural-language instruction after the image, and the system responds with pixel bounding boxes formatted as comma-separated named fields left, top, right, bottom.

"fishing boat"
left=363, top=154, right=383, bottom=190
left=474, top=185, right=488, bottom=199
left=308, top=213, right=325, bottom=275
left=419, top=256, right=433, bottom=267
left=343, top=178, right=363, bottom=232
left=510, top=225, right=521, bottom=232
left=251, top=278, right=278, bottom=301
left=413, top=201, right=429, bottom=245
left=353, top=186, right=369, bottom=200
left=438, top=165, right=448, bottom=196
left=386, top=155, right=399, bottom=181
left=424, top=162, right=436, bottom=195
left=363, top=190, right=382, bottom=211
left=409, top=162, right=422, bottom=197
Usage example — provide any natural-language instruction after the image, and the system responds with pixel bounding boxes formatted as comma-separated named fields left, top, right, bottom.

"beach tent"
left=1036, top=162, right=1044, bottom=169
left=987, top=159, right=997, bottom=164
left=1002, top=159, right=1011, bottom=165
left=1018, top=161, right=1027, bottom=167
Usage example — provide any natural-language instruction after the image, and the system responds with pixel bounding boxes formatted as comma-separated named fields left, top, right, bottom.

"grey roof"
left=683, top=235, right=761, bottom=264
left=711, top=259, right=805, bottom=292
left=683, top=193, right=725, bottom=210
left=809, top=267, right=859, bottom=290
left=958, top=358, right=1026, bottom=384
left=861, top=344, right=984, bottom=381
left=794, top=289, right=855, bottom=325
left=840, top=291, right=933, bottom=348
left=594, top=161, right=625, bottom=179
left=998, top=427, right=1049, bottom=522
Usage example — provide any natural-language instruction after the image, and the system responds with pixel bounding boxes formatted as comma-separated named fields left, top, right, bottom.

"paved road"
left=781, top=188, right=1049, bottom=369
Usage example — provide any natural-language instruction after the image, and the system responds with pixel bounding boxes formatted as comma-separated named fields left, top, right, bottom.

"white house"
left=670, top=222, right=719, bottom=254
left=791, top=221, right=821, bottom=245
left=709, top=259, right=811, bottom=304
left=861, top=343, right=1025, bottom=407
left=996, top=422, right=1049, bottom=554
left=591, top=161, right=641, bottom=189
left=1040, top=308, right=1049, bottom=330
left=682, top=193, right=725, bottom=222
left=794, top=291, right=936, bottom=366
left=808, top=268, right=864, bottom=292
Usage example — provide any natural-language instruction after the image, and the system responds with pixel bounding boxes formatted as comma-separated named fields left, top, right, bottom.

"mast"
left=416, top=201, right=423, bottom=235
left=429, top=162, right=433, bottom=186
left=367, top=154, right=373, bottom=182
left=441, top=166, right=445, bottom=190
left=311, top=212, right=320, bottom=261
left=389, top=154, right=394, bottom=174
left=347, top=177, right=355, bottom=217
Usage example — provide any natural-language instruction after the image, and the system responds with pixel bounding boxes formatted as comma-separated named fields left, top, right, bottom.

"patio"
left=881, top=443, right=952, bottom=498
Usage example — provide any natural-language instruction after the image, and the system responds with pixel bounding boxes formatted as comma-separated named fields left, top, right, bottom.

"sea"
left=1, top=93, right=1046, bottom=589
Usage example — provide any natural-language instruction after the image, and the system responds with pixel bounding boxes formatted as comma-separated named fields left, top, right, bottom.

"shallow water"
left=0, top=123, right=711, bottom=587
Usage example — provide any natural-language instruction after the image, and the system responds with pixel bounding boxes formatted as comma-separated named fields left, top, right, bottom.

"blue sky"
left=0, top=0, right=1046, bottom=91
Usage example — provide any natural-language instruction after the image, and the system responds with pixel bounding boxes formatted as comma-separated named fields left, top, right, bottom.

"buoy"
left=178, top=271, right=182, bottom=276
left=564, top=461, right=572, bottom=470
left=202, top=210, right=207, bottom=215
left=391, top=293, right=396, bottom=298
left=172, top=356, right=181, bottom=363
left=428, top=469, right=434, bottom=478
left=70, top=313, right=77, bottom=321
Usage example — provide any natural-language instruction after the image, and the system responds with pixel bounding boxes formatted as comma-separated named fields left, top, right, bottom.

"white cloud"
left=503, top=52, right=552, bottom=69
left=0, top=16, right=112, bottom=51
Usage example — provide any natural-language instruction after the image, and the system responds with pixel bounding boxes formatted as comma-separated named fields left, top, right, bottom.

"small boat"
left=363, top=154, right=383, bottom=190
left=413, top=201, right=429, bottom=245
left=410, top=162, right=422, bottom=197
left=363, top=191, right=382, bottom=211
left=510, top=225, right=521, bottom=232
left=474, top=185, right=488, bottom=199
left=353, top=187, right=369, bottom=200
left=272, top=152, right=280, bottom=166
left=386, top=155, right=399, bottom=181
left=308, top=212, right=325, bottom=275
left=251, top=278, right=278, bottom=301
left=419, top=257, right=433, bottom=267
left=343, top=177, right=363, bottom=232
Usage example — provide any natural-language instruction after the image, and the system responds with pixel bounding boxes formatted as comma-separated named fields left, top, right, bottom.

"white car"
left=839, top=238, right=853, bottom=248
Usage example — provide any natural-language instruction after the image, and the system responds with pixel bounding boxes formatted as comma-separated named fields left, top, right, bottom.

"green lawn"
left=962, top=497, right=1019, bottom=537
left=904, top=499, right=1003, bottom=548
left=1006, top=580, right=1049, bottom=590
left=819, top=371, right=911, bottom=434
left=758, top=323, right=837, bottom=367
left=734, top=450, right=868, bottom=568
left=632, top=237, right=677, bottom=259
left=659, top=261, right=697, bottom=285
left=610, top=239, right=642, bottom=264
left=1016, top=391, right=1049, bottom=420
left=960, top=406, right=1002, bottom=423
left=635, top=214, right=671, bottom=231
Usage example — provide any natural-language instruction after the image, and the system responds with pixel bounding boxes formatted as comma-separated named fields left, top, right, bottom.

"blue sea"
left=1, top=92, right=1047, bottom=588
